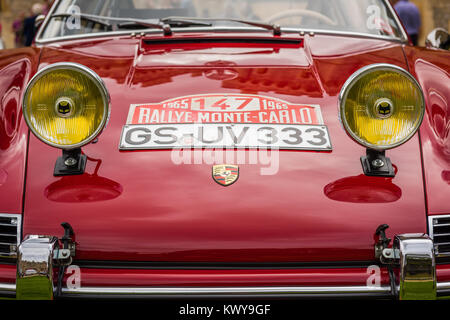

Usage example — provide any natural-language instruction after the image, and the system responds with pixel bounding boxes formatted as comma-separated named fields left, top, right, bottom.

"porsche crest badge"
left=212, top=165, right=239, bottom=186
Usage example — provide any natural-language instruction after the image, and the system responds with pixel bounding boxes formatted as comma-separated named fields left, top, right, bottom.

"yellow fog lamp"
left=339, top=64, right=425, bottom=177
left=22, top=63, right=110, bottom=176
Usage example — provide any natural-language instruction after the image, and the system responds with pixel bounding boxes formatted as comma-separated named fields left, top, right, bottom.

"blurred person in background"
left=392, top=0, right=421, bottom=45
left=43, top=0, right=53, bottom=15
left=13, top=13, right=25, bottom=48
left=23, top=3, right=43, bottom=46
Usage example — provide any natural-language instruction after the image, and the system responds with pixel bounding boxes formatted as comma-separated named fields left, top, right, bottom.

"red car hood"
left=23, top=33, right=426, bottom=263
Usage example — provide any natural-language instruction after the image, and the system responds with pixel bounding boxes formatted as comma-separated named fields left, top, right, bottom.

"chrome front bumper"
left=0, top=283, right=411, bottom=298
left=3, top=281, right=450, bottom=299
left=2, top=233, right=444, bottom=300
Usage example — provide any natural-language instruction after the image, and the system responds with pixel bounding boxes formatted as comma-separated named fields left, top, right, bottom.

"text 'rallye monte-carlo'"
left=0, top=0, right=449, bottom=300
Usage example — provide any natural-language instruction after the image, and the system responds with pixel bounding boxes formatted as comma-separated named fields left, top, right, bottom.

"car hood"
left=23, top=33, right=427, bottom=263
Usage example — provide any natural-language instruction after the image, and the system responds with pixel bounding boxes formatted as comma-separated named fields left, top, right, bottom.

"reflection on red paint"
left=44, top=158, right=123, bottom=203
left=324, top=174, right=402, bottom=203
left=0, top=169, right=7, bottom=186
left=442, top=171, right=450, bottom=185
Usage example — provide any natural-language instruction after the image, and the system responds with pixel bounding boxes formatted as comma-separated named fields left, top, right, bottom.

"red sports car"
left=0, top=0, right=449, bottom=300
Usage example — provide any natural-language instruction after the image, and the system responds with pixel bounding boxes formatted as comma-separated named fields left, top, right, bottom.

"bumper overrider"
left=1, top=228, right=449, bottom=300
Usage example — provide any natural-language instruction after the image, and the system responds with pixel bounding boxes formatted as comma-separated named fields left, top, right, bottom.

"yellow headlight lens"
left=339, top=64, right=425, bottom=150
left=23, top=63, right=110, bottom=149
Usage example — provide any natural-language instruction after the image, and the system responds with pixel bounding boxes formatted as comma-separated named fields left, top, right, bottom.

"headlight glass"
left=23, top=63, right=110, bottom=149
left=339, top=64, right=425, bottom=150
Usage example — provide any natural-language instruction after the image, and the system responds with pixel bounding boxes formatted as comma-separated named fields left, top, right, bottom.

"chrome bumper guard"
left=395, top=234, right=436, bottom=300
left=2, top=233, right=442, bottom=299
left=16, top=235, right=59, bottom=300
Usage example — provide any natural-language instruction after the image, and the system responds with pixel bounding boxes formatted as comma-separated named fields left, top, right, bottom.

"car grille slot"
left=142, top=37, right=303, bottom=48
left=430, top=215, right=450, bottom=259
left=0, top=214, right=21, bottom=260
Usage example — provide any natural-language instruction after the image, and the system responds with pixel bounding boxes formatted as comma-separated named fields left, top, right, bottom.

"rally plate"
left=120, top=94, right=332, bottom=151
left=120, top=123, right=332, bottom=151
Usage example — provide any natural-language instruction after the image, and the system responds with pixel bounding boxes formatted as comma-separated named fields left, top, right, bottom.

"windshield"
left=39, top=0, right=404, bottom=40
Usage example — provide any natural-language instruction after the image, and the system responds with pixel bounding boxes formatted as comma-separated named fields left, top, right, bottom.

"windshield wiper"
left=49, top=13, right=280, bottom=36
left=161, top=16, right=282, bottom=36
left=119, top=17, right=211, bottom=32
left=159, top=17, right=212, bottom=28
left=50, top=13, right=173, bottom=35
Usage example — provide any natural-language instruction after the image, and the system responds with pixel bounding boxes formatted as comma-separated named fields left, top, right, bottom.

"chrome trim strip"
left=437, top=282, right=450, bottom=290
left=284, top=28, right=405, bottom=42
left=35, top=27, right=406, bottom=45
left=0, top=283, right=16, bottom=292
left=0, top=214, right=22, bottom=259
left=429, top=214, right=450, bottom=240
left=382, top=0, right=409, bottom=42
left=1, top=282, right=450, bottom=297
left=34, top=0, right=59, bottom=42
left=430, top=216, right=436, bottom=239
left=62, top=285, right=392, bottom=295
left=0, top=214, right=21, bottom=246
left=35, top=0, right=407, bottom=45
left=428, top=214, right=450, bottom=258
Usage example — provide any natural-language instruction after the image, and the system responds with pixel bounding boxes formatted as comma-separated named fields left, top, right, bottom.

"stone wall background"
left=0, top=0, right=449, bottom=49
left=1, top=0, right=48, bottom=48
left=411, top=0, right=450, bottom=45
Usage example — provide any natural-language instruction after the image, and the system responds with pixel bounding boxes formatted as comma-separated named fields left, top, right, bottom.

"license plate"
left=119, top=123, right=332, bottom=151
